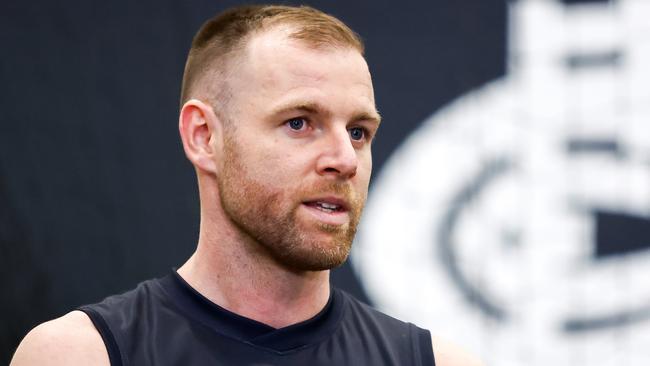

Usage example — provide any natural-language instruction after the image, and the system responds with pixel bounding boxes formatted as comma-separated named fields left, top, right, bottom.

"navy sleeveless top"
left=78, top=271, right=435, bottom=365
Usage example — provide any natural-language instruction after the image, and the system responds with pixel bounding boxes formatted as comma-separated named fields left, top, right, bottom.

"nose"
left=316, top=128, right=358, bottom=179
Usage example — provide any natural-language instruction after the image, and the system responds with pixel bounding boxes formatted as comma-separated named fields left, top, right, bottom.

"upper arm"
left=431, top=336, right=485, bottom=366
left=10, top=310, right=110, bottom=366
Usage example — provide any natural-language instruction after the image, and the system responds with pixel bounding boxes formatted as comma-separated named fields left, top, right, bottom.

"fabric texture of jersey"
left=78, top=271, right=435, bottom=366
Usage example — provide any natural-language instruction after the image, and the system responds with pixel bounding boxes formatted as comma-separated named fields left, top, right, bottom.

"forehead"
left=228, top=26, right=375, bottom=113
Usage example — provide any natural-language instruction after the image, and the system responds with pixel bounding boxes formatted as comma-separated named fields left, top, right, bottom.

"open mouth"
left=304, top=201, right=345, bottom=213
left=301, top=197, right=351, bottom=226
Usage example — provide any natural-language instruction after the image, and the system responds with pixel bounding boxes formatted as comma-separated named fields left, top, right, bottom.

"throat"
left=177, top=253, right=332, bottom=329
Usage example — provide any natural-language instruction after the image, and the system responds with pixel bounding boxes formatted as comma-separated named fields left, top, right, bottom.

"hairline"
left=188, top=24, right=366, bottom=125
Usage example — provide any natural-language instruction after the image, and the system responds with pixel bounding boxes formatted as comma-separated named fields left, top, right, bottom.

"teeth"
left=319, top=202, right=338, bottom=210
left=312, top=201, right=341, bottom=212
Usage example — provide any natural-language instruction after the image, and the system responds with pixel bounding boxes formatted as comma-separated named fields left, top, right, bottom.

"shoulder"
left=336, top=290, right=484, bottom=365
left=10, top=310, right=109, bottom=366
left=431, top=335, right=485, bottom=366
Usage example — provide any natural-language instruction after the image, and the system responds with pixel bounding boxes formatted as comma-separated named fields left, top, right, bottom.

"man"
left=11, top=5, right=482, bottom=365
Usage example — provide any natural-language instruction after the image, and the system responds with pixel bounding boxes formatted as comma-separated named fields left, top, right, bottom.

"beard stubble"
left=217, top=135, right=365, bottom=272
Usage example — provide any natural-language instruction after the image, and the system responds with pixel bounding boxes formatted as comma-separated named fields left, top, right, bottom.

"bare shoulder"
left=431, top=335, right=485, bottom=366
left=10, top=310, right=109, bottom=366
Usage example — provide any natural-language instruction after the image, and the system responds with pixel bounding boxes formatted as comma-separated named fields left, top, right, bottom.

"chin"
left=271, top=235, right=353, bottom=272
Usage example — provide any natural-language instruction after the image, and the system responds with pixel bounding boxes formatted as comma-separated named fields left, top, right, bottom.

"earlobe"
left=178, top=99, right=223, bottom=173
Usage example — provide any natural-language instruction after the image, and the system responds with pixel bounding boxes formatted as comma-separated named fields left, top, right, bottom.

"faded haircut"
left=179, top=5, right=364, bottom=112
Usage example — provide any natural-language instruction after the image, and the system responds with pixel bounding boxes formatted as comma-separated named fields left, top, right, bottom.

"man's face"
left=215, top=28, right=379, bottom=272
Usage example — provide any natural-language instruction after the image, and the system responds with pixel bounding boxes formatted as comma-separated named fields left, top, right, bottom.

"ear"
left=178, top=99, right=223, bottom=174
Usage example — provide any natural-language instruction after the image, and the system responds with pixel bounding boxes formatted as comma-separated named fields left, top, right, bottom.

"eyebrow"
left=271, top=101, right=382, bottom=125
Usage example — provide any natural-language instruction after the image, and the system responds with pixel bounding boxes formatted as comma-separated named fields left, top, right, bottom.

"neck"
left=177, top=187, right=331, bottom=329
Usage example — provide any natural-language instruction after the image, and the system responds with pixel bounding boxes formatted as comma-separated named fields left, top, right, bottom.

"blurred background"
left=1, top=0, right=648, bottom=364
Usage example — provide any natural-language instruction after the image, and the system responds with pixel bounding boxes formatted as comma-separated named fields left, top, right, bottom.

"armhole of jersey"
left=410, top=324, right=435, bottom=366
left=78, top=307, right=124, bottom=366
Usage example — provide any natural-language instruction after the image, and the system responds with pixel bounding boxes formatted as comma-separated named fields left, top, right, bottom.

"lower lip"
left=300, top=203, right=350, bottom=226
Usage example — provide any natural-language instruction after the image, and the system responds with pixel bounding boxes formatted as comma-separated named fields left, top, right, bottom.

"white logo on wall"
left=353, top=0, right=650, bottom=364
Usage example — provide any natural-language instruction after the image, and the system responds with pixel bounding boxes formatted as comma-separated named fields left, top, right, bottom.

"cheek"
left=357, top=151, right=373, bottom=182
left=246, top=147, right=307, bottom=185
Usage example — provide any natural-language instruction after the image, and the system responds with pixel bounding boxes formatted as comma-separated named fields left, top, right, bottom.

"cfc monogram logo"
left=353, top=0, right=650, bottom=365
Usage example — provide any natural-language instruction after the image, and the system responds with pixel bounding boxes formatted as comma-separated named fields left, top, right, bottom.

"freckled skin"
left=215, top=28, right=376, bottom=271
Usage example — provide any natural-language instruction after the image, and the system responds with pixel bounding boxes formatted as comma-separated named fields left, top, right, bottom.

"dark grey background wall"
left=0, top=0, right=505, bottom=363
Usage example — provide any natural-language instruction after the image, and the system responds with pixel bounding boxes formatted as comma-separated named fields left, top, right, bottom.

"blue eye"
left=349, top=127, right=365, bottom=141
left=287, top=118, right=305, bottom=130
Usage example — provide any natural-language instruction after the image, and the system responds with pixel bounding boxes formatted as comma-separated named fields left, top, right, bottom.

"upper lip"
left=303, top=196, right=350, bottom=211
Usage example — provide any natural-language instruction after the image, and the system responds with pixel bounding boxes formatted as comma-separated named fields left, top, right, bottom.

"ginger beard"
left=217, top=132, right=366, bottom=272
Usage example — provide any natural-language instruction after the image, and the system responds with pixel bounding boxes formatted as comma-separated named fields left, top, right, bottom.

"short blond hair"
left=179, top=5, right=364, bottom=109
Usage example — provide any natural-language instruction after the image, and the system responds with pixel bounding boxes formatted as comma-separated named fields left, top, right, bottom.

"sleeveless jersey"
left=78, top=271, right=435, bottom=365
